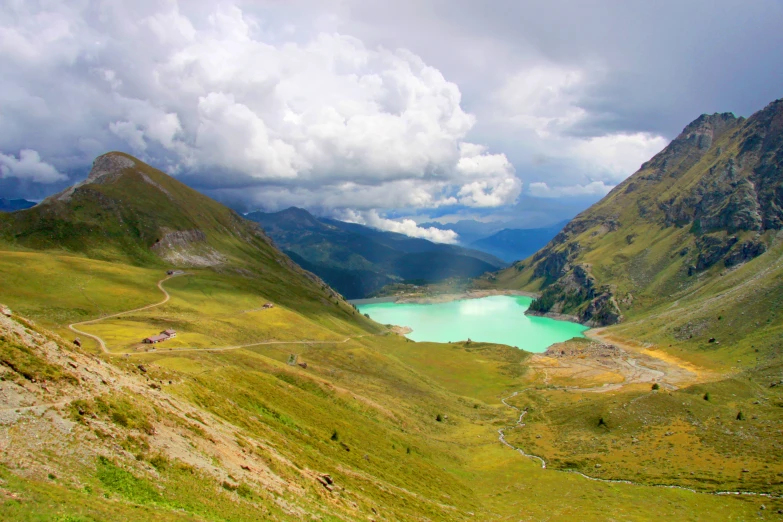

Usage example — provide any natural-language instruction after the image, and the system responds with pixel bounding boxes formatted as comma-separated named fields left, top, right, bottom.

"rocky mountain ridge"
left=487, top=98, right=783, bottom=327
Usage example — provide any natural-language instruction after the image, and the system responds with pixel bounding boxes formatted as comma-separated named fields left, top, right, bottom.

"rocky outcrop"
left=695, top=234, right=738, bottom=270
left=660, top=100, right=783, bottom=234
left=640, top=112, right=740, bottom=182
left=152, top=229, right=207, bottom=249
left=724, top=238, right=767, bottom=268
left=151, top=229, right=227, bottom=267
left=527, top=264, right=623, bottom=326
left=44, top=153, right=137, bottom=204
left=691, top=233, right=768, bottom=273
left=581, top=292, right=623, bottom=327
left=532, top=243, right=580, bottom=283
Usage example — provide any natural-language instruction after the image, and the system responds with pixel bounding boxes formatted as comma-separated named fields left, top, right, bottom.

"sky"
left=1, top=0, right=782, bottom=242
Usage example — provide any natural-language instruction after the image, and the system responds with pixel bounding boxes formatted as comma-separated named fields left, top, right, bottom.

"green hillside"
left=0, top=153, right=367, bottom=336
left=246, top=207, right=505, bottom=298
left=0, top=152, right=779, bottom=520
left=482, top=99, right=783, bottom=360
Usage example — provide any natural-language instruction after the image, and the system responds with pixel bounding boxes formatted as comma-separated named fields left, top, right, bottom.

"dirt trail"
left=67, top=273, right=374, bottom=356
left=0, top=401, right=69, bottom=414
left=128, top=335, right=373, bottom=356
left=68, top=273, right=185, bottom=353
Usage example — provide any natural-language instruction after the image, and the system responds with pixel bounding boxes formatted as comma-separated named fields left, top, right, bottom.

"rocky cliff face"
left=512, top=99, right=783, bottom=326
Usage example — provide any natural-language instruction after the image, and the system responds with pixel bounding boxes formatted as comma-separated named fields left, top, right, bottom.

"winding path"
left=69, top=273, right=185, bottom=353
left=67, top=272, right=372, bottom=356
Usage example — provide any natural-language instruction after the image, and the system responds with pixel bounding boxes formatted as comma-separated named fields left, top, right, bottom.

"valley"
left=1, top=141, right=782, bottom=521
left=2, top=2, right=782, bottom=519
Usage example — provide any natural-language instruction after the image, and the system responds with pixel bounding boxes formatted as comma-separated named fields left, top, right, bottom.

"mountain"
left=0, top=152, right=779, bottom=518
left=0, top=198, right=36, bottom=212
left=419, top=198, right=585, bottom=246
left=469, top=221, right=568, bottom=262
left=483, top=98, right=783, bottom=354
left=0, top=152, right=360, bottom=325
left=318, top=217, right=505, bottom=266
left=246, top=208, right=506, bottom=298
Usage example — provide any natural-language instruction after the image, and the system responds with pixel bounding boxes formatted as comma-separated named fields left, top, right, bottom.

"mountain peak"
left=42, top=151, right=173, bottom=205
left=675, top=111, right=739, bottom=151
left=249, top=206, right=326, bottom=230
left=84, top=152, right=137, bottom=184
left=492, top=95, right=783, bottom=327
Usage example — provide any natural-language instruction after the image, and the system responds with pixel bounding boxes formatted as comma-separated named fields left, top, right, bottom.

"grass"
left=0, top=250, right=163, bottom=346
left=1, top=276, right=774, bottom=519
left=502, top=369, right=783, bottom=498
left=0, top=332, right=77, bottom=384
left=77, top=272, right=359, bottom=353
left=0, top=151, right=778, bottom=519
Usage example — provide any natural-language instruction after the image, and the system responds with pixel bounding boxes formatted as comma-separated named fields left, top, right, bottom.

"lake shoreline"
left=349, top=289, right=539, bottom=306
left=355, top=294, right=587, bottom=352
left=525, top=309, right=582, bottom=324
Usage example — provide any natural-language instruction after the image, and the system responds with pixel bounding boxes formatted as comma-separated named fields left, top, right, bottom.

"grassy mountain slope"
left=482, top=99, right=783, bottom=359
left=246, top=208, right=504, bottom=298
left=0, top=153, right=365, bottom=336
left=0, top=284, right=772, bottom=520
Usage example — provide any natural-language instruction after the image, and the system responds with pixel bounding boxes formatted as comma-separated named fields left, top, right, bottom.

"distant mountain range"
left=468, top=221, right=568, bottom=262
left=0, top=198, right=36, bottom=212
left=245, top=207, right=507, bottom=298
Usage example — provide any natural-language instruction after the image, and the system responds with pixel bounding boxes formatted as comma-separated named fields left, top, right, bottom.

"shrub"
left=598, top=417, right=607, bottom=427
left=736, top=411, right=745, bottom=421
left=704, top=392, right=710, bottom=401
left=236, top=483, right=254, bottom=499
left=148, top=453, right=169, bottom=471
left=651, top=383, right=660, bottom=390
left=330, top=429, right=339, bottom=441
left=435, top=414, right=443, bottom=422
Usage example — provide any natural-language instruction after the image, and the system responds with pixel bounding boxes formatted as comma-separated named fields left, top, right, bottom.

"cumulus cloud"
left=340, top=209, right=460, bottom=244
left=3, top=0, right=780, bottom=232
left=528, top=181, right=614, bottom=198
left=0, top=1, right=519, bottom=215
left=484, top=65, right=669, bottom=192
left=0, top=150, right=66, bottom=183
left=570, top=132, right=668, bottom=181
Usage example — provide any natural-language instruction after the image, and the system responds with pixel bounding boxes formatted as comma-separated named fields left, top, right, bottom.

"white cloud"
left=488, top=64, right=668, bottom=191
left=340, top=209, right=460, bottom=244
left=528, top=181, right=615, bottom=198
left=570, top=132, right=668, bottom=182
left=0, top=149, right=66, bottom=183
left=493, top=66, right=587, bottom=138
left=0, top=1, right=523, bottom=212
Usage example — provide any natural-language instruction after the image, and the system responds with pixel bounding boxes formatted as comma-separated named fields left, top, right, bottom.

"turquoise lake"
left=356, top=295, right=587, bottom=353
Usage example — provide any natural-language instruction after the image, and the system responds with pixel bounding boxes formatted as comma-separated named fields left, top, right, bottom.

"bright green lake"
left=356, top=295, right=587, bottom=353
